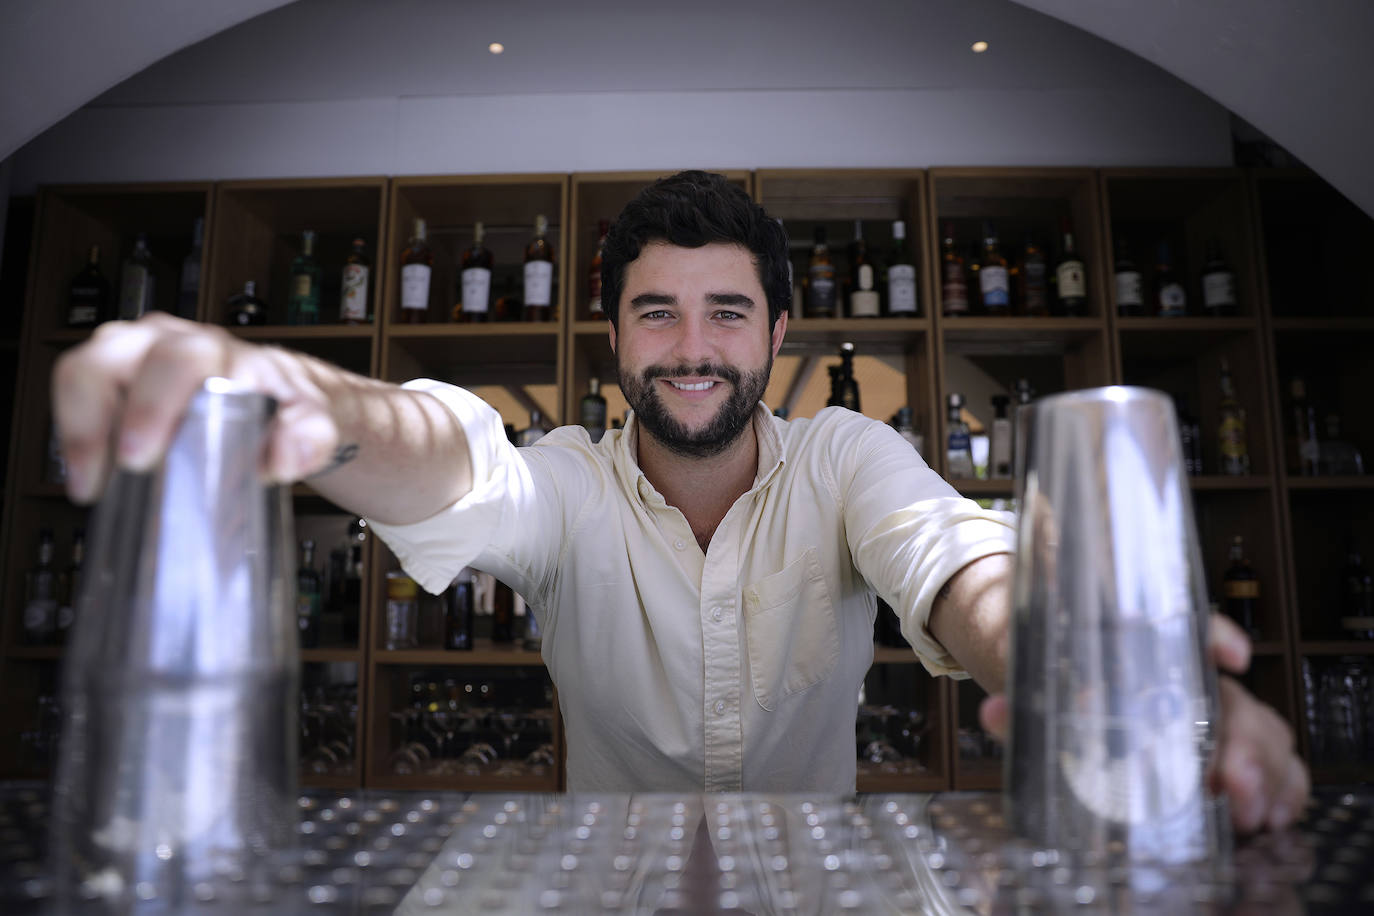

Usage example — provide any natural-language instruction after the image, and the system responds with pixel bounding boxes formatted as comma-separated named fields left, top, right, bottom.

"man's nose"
left=670, top=315, right=716, bottom=367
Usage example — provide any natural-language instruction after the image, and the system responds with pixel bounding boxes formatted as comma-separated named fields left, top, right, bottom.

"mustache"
left=640, top=363, right=742, bottom=386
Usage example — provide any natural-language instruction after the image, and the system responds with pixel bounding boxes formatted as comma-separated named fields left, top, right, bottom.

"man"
left=53, top=171, right=1305, bottom=830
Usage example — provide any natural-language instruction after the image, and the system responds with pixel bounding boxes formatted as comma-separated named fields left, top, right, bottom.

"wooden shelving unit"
left=1, top=167, right=1369, bottom=795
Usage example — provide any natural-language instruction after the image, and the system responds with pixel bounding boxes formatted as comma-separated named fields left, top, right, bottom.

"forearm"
left=927, top=552, right=1014, bottom=694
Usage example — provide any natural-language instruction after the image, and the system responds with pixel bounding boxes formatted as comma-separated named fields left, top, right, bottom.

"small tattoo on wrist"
left=314, top=443, right=359, bottom=477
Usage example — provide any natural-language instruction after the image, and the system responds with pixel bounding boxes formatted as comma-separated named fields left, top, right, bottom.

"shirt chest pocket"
left=742, top=547, right=839, bottom=712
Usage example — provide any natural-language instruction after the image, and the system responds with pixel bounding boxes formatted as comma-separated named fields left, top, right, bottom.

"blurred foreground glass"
left=1006, top=387, right=1232, bottom=891
left=51, top=378, right=299, bottom=911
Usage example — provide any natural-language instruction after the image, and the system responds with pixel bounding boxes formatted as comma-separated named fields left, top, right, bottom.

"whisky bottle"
left=399, top=217, right=433, bottom=323
left=1114, top=237, right=1145, bottom=316
left=848, top=221, right=880, bottom=318
left=522, top=214, right=556, bottom=322
left=1020, top=236, right=1049, bottom=317
left=288, top=229, right=322, bottom=325
left=978, top=223, right=1010, bottom=315
left=989, top=395, right=1013, bottom=479
left=804, top=226, right=837, bottom=318
left=1054, top=218, right=1087, bottom=316
left=580, top=377, right=608, bottom=442
left=1155, top=241, right=1187, bottom=317
left=340, top=238, right=371, bottom=324
left=946, top=393, right=974, bottom=479
left=885, top=220, right=918, bottom=316
left=893, top=406, right=924, bottom=455
left=55, top=527, right=85, bottom=645
left=1217, top=359, right=1250, bottom=475
left=518, top=409, right=547, bottom=447
left=1201, top=239, right=1238, bottom=316
left=837, top=342, right=861, bottom=412
left=22, top=529, right=58, bottom=646
left=1009, top=378, right=1035, bottom=479
left=67, top=245, right=111, bottom=327
left=176, top=217, right=204, bottom=319
left=1288, top=377, right=1320, bottom=476
left=444, top=569, right=476, bottom=651
left=456, top=221, right=494, bottom=323
left=297, top=539, right=322, bottom=649
left=384, top=571, right=419, bottom=651
left=826, top=365, right=842, bottom=408
left=340, top=516, right=367, bottom=645
left=1340, top=539, right=1374, bottom=640
left=226, top=280, right=268, bottom=326
left=1222, top=535, right=1260, bottom=639
left=588, top=219, right=609, bottom=318
left=118, top=233, right=156, bottom=320
left=940, top=223, right=969, bottom=317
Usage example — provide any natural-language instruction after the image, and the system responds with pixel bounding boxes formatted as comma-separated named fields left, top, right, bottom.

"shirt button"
left=714, top=700, right=726, bottom=715
left=711, top=607, right=723, bottom=622
left=674, top=539, right=686, bottom=551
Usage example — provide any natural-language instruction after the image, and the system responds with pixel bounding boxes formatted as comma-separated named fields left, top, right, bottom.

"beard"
left=618, top=355, right=772, bottom=459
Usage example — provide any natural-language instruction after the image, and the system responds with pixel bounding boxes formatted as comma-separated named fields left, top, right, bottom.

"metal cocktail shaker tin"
left=52, top=378, right=298, bottom=910
left=1006, top=386, right=1231, bottom=875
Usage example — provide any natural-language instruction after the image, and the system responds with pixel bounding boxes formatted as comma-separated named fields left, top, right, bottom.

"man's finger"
left=118, top=328, right=233, bottom=472
left=1208, top=613, right=1251, bottom=675
left=979, top=693, right=1009, bottom=743
left=1218, top=675, right=1295, bottom=832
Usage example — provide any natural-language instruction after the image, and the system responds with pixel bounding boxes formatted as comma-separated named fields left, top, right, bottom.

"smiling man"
left=53, top=171, right=1306, bottom=829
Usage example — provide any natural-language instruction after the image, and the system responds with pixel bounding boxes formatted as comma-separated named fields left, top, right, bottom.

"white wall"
left=7, top=0, right=1234, bottom=191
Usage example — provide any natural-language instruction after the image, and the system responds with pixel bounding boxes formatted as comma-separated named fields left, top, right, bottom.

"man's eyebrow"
left=707, top=293, right=756, bottom=309
left=629, top=293, right=676, bottom=309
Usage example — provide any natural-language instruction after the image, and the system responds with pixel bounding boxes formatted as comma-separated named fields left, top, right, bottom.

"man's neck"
left=636, top=415, right=760, bottom=553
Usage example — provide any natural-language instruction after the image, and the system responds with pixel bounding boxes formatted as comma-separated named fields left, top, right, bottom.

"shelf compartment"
left=373, top=645, right=547, bottom=668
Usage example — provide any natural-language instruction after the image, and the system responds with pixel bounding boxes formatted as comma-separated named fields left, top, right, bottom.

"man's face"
left=610, top=241, right=786, bottom=458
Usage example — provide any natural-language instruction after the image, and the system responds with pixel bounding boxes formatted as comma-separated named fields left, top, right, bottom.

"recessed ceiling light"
left=971, top=41, right=989, bottom=53
left=489, top=42, right=505, bottom=54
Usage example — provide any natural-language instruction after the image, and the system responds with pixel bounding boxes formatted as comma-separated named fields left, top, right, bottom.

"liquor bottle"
left=1175, top=396, right=1204, bottom=476
left=1155, top=241, right=1187, bottom=317
left=518, top=409, right=547, bottom=447
left=288, top=229, right=322, bottom=325
left=491, top=578, right=515, bottom=643
left=893, top=406, right=924, bottom=455
left=399, top=217, right=433, bottom=323
left=837, top=342, right=861, bottom=412
left=226, top=280, right=268, bottom=326
left=1287, top=377, right=1320, bottom=476
left=1222, top=535, right=1260, bottom=639
left=1019, top=237, right=1049, bottom=317
left=1200, top=239, right=1237, bottom=317
left=456, top=221, right=494, bottom=323
left=989, top=395, right=1013, bottom=479
left=825, top=365, right=842, bottom=408
left=118, top=233, right=156, bottom=320
left=384, top=570, right=419, bottom=651
left=1010, top=379, right=1034, bottom=478
left=804, top=226, right=837, bottom=318
left=22, top=529, right=58, bottom=646
left=55, top=528, right=85, bottom=645
left=940, top=222, right=969, bottom=317
left=444, top=569, right=476, bottom=651
left=966, top=241, right=982, bottom=311
left=1054, top=218, right=1087, bottom=316
left=1217, top=359, right=1250, bottom=475
left=340, top=517, right=367, bottom=645
left=67, top=245, right=111, bottom=327
left=1318, top=413, right=1366, bottom=476
left=946, top=393, right=974, bottom=479
left=848, top=220, right=880, bottom=318
left=580, top=377, right=608, bottom=443
left=885, top=220, right=918, bottom=316
left=588, top=219, right=609, bottom=318
left=297, top=539, right=322, bottom=649
left=340, top=238, right=371, bottom=324
left=522, top=214, right=556, bottom=322
left=176, top=217, right=204, bottom=319
left=1114, top=237, right=1145, bottom=316
left=977, top=223, right=1010, bottom=315
left=1341, top=539, right=1374, bottom=640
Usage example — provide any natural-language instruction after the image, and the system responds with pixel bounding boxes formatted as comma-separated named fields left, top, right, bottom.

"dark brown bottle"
left=522, top=214, right=555, bottom=322
left=399, top=217, right=432, bottom=323
left=444, top=570, right=476, bottom=650
left=940, top=222, right=969, bottom=317
left=1054, top=218, right=1087, bottom=316
left=456, top=221, right=494, bottom=323
left=67, top=245, right=111, bottom=327
left=1222, top=535, right=1260, bottom=639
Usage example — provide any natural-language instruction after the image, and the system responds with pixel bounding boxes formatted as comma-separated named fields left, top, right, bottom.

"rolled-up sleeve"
left=834, top=419, right=1016, bottom=677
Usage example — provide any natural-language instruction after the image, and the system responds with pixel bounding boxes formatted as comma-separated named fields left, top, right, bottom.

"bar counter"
left=2, top=784, right=1370, bottom=913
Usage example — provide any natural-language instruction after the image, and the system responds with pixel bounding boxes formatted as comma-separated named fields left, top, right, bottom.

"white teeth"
left=668, top=380, right=715, bottom=391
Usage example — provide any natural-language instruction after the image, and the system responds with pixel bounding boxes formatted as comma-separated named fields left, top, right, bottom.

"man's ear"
left=608, top=319, right=617, bottom=355
left=770, top=310, right=787, bottom=359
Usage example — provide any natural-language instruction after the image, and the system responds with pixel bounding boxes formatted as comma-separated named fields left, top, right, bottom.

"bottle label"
left=1158, top=282, right=1187, bottom=316
left=980, top=266, right=1010, bottom=308
left=990, top=418, right=1013, bottom=478
left=1116, top=271, right=1143, bottom=307
left=1219, top=414, right=1248, bottom=465
left=401, top=264, right=431, bottom=311
left=1203, top=272, right=1236, bottom=310
left=524, top=261, right=554, bottom=306
left=23, top=600, right=56, bottom=634
left=807, top=265, right=835, bottom=312
left=887, top=265, right=917, bottom=313
left=942, top=262, right=968, bottom=314
left=849, top=290, right=880, bottom=318
left=341, top=264, right=369, bottom=320
left=1056, top=261, right=1086, bottom=298
left=462, top=267, right=492, bottom=315
left=1224, top=579, right=1259, bottom=599
left=68, top=304, right=98, bottom=325
left=292, top=273, right=313, bottom=300
left=857, top=263, right=875, bottom=292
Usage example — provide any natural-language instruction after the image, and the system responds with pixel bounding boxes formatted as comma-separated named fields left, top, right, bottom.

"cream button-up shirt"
left=368, top=380, right=1016, bottom=793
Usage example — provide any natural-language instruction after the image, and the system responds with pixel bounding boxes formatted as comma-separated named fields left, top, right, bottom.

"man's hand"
left=978, top=613, right=1310, bottom=833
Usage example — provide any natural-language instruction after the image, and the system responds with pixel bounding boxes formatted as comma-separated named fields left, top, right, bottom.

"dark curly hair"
left=600, top=170, right=791, bottom=330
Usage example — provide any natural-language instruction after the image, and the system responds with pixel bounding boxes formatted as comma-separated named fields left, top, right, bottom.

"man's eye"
left=715, top=311, right=743, bottom=321
left=643, top=310, right=672, bottom=321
